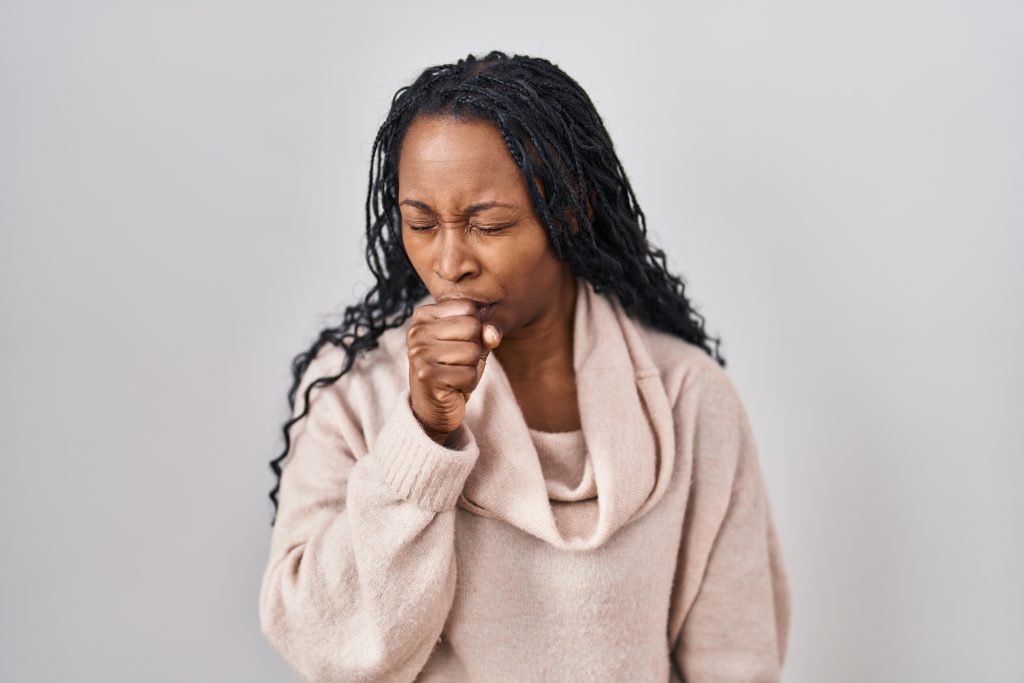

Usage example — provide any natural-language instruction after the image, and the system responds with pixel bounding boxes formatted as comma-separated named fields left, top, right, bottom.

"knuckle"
left=457, top=366, right=477, bottom=385
left=451, top=319, right=478, bottom=340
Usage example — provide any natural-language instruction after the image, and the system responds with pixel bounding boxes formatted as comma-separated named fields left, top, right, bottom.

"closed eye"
left=474, top=224, right=507, bottom=234
left=406, top=222, right=510, bottom=235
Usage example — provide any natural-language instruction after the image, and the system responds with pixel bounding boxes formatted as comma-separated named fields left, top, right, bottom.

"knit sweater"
left=259, top=277, right=791, bottom=682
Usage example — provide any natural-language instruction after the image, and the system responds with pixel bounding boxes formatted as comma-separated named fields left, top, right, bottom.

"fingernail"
left=484, top=324, right=501, bottom=346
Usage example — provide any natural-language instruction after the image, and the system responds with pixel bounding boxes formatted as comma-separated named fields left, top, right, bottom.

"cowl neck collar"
left=456, top=277, right=677, bottom=551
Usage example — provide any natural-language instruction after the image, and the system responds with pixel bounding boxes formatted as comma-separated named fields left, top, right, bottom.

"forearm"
left=260, top=389, right=478, bottom=683
left=260, top=462, right=459, bottom=682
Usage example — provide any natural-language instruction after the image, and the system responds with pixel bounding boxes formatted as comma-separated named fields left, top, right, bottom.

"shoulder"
left=631, top=319, right=744, bottom=418
left=286, top=315, right=415, bottom=455
left=631, top=322, right=759, bottom=487
left=294, top=314, right=414, bottom=410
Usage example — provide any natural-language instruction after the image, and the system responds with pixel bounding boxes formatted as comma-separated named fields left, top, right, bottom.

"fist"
left=406, top=299, right=502, bottom=445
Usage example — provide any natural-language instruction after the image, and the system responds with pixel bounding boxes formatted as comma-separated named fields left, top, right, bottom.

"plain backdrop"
left=2, top=1, right=1021, bottom=681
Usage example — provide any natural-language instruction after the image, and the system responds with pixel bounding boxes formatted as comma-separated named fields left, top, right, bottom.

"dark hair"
left=268, top=50, right=726, bottom=525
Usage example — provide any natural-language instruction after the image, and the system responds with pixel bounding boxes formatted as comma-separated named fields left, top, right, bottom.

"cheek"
left=501, top=226, right=557, bottom=268
left=488, top=241, right=546, bottom=282
left=496, top=237, right=564, bottom=294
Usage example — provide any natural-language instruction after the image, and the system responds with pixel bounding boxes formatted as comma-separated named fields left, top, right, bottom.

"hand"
left=406, top=299, right=503, bottom=445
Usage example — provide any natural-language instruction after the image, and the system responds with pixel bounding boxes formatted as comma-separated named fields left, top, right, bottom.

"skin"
left=398, top=114, right=581, bottom=440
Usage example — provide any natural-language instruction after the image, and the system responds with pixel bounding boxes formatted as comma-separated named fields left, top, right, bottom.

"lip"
left=437, top=294, right=498, bottom=306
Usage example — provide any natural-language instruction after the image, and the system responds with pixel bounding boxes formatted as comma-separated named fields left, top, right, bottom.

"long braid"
left=268, top=51, right=725, bottom=526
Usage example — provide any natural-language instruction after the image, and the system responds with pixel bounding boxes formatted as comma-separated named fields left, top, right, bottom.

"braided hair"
left=268, top=50, right=725, bottom=526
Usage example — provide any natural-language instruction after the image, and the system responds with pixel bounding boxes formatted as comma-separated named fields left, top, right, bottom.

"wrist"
left=417, top=421, right=451, bottom=446
left=429, top=429, right=455, bottom=446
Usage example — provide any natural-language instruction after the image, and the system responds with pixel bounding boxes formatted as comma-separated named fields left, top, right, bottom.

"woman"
left=259, top=51, right=791, bottom=682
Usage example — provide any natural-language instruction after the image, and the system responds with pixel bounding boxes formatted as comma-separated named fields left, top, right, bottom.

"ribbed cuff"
left=370, top=388, right=480, bottom=512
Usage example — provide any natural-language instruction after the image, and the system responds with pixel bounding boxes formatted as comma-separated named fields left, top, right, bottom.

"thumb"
left=475, top=324, right=501, bottom=377
left=482, top=323, right=502, bottom=350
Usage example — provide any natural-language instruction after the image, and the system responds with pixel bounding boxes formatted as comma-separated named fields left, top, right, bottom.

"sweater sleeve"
left=670, top=374, right=792, bottom=683
left=258, top=356, right=479, bottom=683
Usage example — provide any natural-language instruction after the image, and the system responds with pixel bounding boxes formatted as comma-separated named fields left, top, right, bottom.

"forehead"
left=397, top=115, right=524, bottom=201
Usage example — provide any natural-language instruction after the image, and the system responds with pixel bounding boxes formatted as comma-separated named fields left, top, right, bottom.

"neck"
left=494, top=271, right=577, bottom=385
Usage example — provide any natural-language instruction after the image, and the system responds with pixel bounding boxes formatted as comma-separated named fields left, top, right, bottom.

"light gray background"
left=2, top=1, right=1021, bottom=681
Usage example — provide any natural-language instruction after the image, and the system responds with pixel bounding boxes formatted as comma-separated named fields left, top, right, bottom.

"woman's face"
left=397, top=114, right=575, bottom=340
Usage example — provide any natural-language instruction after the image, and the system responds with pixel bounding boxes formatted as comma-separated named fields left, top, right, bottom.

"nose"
left=433, top=227, right=479, bottom=283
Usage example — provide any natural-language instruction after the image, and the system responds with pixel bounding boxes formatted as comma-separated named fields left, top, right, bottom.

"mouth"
left=476, top=302, right=498, bottom=321
left=437, top=293, right=499, bottom=310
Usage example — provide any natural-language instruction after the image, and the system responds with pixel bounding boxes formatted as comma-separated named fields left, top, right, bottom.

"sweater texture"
left=259, top=277, right=792, bottom=682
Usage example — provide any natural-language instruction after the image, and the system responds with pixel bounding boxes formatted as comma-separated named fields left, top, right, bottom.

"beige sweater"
left=259, top=277, right=791, bottom=682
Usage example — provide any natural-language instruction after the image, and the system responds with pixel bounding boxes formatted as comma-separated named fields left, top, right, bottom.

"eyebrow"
left=399, top=199, right=517, bottom=214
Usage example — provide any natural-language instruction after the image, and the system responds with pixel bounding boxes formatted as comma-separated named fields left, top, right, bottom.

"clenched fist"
left=406, top=299, right=502, bottom=445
